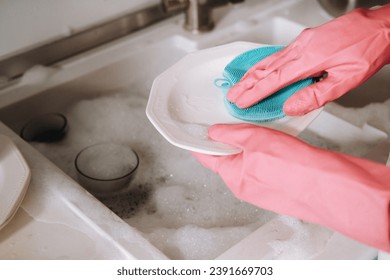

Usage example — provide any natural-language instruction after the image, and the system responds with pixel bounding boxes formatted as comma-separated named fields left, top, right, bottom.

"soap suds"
left=30, top=91, right=275, bottom=259
left=30, top=90, right=390, bottom=259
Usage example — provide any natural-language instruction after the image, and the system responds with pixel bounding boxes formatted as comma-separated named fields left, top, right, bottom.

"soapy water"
left=31, top=91, right=275, bottom=259
left=30, top=90, right=390, bottom=259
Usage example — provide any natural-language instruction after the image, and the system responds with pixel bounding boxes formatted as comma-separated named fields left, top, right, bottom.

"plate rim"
left=0, top=134, right=31, bottom=230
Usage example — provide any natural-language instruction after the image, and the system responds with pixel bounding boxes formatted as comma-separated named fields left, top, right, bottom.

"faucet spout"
left=162, top=0, right=245, bottom=33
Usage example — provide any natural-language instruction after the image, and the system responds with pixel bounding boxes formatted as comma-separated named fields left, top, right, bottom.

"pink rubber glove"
left=193, top=124, right=390, bottom=252
left=227, top=5, right=390, bottom=116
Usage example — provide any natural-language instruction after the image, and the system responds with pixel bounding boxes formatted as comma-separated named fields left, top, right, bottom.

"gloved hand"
left=193, top=123, right=390, bottom=251
left=227, top=5, right=390, bottom=116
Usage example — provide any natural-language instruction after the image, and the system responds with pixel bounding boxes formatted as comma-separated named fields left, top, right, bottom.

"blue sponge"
left=214, top=46, right=314, bottom=122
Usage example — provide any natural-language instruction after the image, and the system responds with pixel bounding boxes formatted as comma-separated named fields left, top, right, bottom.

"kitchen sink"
left=0, top=0, right=387, bottom=259
left=335, top=66, right=390, bottom=108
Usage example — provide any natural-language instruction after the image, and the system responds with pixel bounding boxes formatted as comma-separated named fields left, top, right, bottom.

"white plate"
left=0, top=134, right=31, bottom=230
left=146, top=42, right=323, bottom=155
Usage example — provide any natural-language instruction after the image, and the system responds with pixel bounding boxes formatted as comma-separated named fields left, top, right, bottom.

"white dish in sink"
left=0, top=134, right=31, bottom=230
left=146, top=41, right=323, bottom=155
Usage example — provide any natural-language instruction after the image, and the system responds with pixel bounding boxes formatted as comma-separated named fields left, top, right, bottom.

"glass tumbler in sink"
left=75, top=142, right=139, bottom=197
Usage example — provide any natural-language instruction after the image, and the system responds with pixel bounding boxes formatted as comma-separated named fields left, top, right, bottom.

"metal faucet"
left=162, top=0, right=245, bottom=33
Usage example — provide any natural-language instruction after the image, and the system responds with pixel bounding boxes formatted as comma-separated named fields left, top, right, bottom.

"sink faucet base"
left=162, top=0, right=245, bottom=33
left=185, top=0, right=215, bottom=33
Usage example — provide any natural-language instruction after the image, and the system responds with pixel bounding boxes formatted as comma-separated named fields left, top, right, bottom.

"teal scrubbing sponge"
left=214, top=46, right=314, bottom=122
